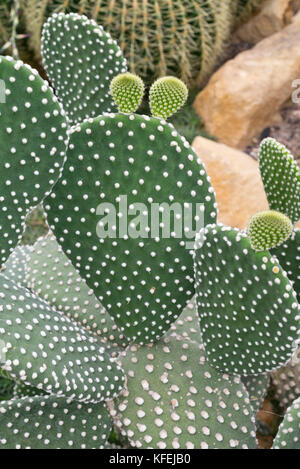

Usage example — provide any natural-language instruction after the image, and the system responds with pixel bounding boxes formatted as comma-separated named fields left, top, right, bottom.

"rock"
left=235, top=0, right=293, bottom=43
left=192, top=137, right=268, bottom=230
left=193, top=13, right=300, bottom=149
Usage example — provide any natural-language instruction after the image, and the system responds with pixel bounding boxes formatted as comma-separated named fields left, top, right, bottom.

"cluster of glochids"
left=0, top=12, right=299, bottom=450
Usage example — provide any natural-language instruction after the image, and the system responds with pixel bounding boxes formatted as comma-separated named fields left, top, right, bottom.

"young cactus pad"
left=110, top=73, right=145, bottom=114
left=41, top=13, right=127, bottom=125
left=0, top=395, right=112, bottom=449
left=0, top=274, right=124, bottom=403
left=44, top=113, right=217, bottom=344
left=259, top=138, right=300, bottom=225
left=150, top=77, right=188, bottom=120
left=25, top=236, right=129, bottom=349
left=2, top=245, right=33, bottom=288
left=272, top=397, right=300, bottom=449
left=0, top=56, right=68, bottom=267
left=247, top=210, right=293, bottom=252
left=111, top=335, right=257, bottom=449
left=194, top=224, right=300, bottom=375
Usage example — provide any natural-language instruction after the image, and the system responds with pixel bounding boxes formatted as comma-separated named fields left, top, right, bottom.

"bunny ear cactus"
left=1, top=245, right=32, bottom=288
left=41, top=13, right=127, bottom=125
left=271, top=228, right=300, bottom=303
left=25, top=235, right=129, bottom=349
left=241, top=374, right=269, bottom=414
left=0, top=55, right=68, bottom=267
left=150, top=77, right=188, bottom=120
left=111, top=333, right=257, bottom=449
left=272, top=355, right=300, bottom=412
left=0, top=274, right=124, bottom=403
left=110, top=73, right=145, bottom=114
left=259, top=138, right=300, bottom=226
left=0, top=395, right=112, bottom=449
left=272, top=397, right=300, bottom=449
left=44, top=110, right=217, bottom=344
left=194, top=224, right=300, bottom=375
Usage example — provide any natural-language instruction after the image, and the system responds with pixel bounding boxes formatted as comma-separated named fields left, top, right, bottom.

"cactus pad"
left=0, top=56, right=68, bottom=267
left=0, top=395, right=112, bottom=449
left=247, top=210, right=293, bottom=252
left=41, top=13, right=127, bottom=125
left=110, top=73, right=145, bottom=114
left=2, top=245, right=32, bottom=288
left=150, top=77, right=188, bottom=120
left=271, top=228, right=300, bottom=303
left=25, top=236, right=129, bottom=349
left=271, top=355, right=300, bottom=411
left=194, top=224, right=300, bottom=375
left=259, top=138, right=300, bottom=225
left=44, top=113, right=217, bottom=343
left=272, top=397, right=300, bottom=449
left=111, top=335, right=257, bottom=449
left=0, top=274, right=124, bottom=403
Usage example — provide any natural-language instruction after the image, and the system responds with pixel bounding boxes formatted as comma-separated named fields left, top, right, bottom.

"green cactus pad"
left=110, top=73, right=145, bottom=114
left=272, top=397, right=300, bottom=449
left=41, top=13, right=127, bottom=125
left=0, top=395, right=112, bottom=449
left=194, top=224, right=300, bottom=375
left=111, top=336, right=257, bottom=449
left=0, top=56, right=68, bottom=267
left=259, top=138, right=300, bottom=225
left=271, top=228, right=300, bottom=303
left=44, top=113, right=217, bottom=344
left=1, top=245, right=32, bottom=288
left=150, top=77, right=188, bottom=120
left=271, top=353, right=300, bottom=411
left=25, top=236, right=129, bottom=349
left=241, top=375, right=269, bottom=414
left=168, top=297, right=201, bottom=344
left=247, top=210, right=293, bottom=252
left=0, top=274, right=124, bottom=403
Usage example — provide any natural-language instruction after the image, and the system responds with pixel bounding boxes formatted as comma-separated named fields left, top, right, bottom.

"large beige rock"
left=194, top=13, right=300, bottom=149
left=235, top=0, right=293, bottom=43
left=192, top=137, right=268, bottom=230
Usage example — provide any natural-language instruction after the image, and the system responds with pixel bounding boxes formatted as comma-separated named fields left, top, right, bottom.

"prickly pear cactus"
left=0, top=55, right=68, bottom=266
left=259, top=138, right=300, bottom=225
left=241, top=374, right=269, bottom=414
left=247, top=210, right=293, bottom=252
left=194, top=224, right=300, bottom=375
left=42, top=13, right=127, bottom=125
left=272, top=397, right=300, bottom=449
left=271, top=228, right=300, bottom=303
left=0, top=274, right=124, bottom=403
left=0, top=395, right=112, bottom=449
left=25, top=236, right=129, bottom=348
left=1, top=245, right=32, bottom=287
left=271, top=354, right=300, bottom=412
left=110, top=73, right=144, bottom=114
left=44, top=112, right=217, bottom=344
left=111, top=333, right=257, bottom=449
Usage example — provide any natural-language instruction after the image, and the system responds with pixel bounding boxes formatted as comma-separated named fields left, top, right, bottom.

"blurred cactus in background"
left=11, top=0, right=264, bottom=85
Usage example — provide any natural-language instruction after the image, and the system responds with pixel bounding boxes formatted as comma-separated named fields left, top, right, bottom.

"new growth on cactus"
left=150, top=77, right=188, bottom=120
left=110, top=73, right=145, bottom=114
left=247, top=210, right=293, bottom=252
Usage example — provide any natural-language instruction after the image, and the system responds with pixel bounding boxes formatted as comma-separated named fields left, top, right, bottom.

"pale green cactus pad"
left=111, top=335, right=257, bottom=449
left=259, top=138, right=300, bottom=225
left=25, top=236, right=129, bottom=349
left=42, top=13, right=127, bottom=125
left=0, top=395, right=112, bottom=449
left=194, top=224, right=300, bottom=375
left=241, top=374, right=269, bottom=414
left=272, top=397, right=300, bottom=449
left=247, top=210, right=293, bottom=252
left=0, top=56, right=68, bottom=267
left=0, top=274, right=124, bottom=403
left=44, top=112, right=217, bottom=344
left=150, top=77, right=188, bottom=120
left=271, top=228, right=300, bottom=303
left=110, top=73, right=145, bottom=114
left=2, top=245, right=32, bottom=288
